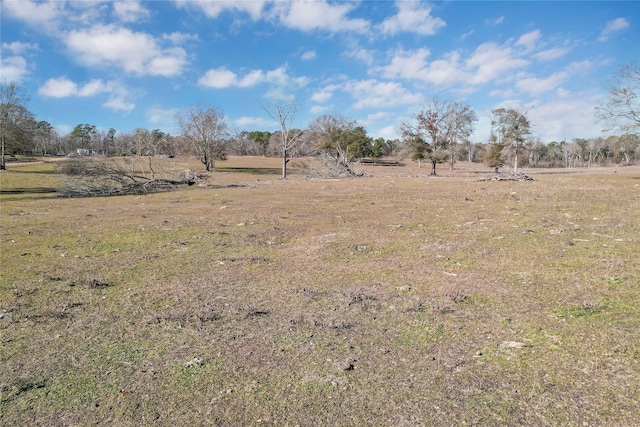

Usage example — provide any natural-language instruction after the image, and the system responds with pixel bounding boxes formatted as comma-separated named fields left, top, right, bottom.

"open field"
left=1, top=158, right=639, bottom=425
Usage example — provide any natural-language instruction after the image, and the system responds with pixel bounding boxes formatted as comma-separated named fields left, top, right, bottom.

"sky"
left=1, top=1, right=638, bottom=143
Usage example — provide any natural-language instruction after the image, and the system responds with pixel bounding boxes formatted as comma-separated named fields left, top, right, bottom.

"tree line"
left=1, top=59, right=638, bottom=174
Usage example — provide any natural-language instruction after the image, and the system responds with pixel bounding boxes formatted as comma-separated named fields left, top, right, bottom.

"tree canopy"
left=490, top=108, right=531, bottom=172
left=596, top=59, right=640, bottom=134
left=1, top=81, right=35, bottom=167
left=175, top=103, right=228, bottom=171
left=404, top=98, right=477, bottom=175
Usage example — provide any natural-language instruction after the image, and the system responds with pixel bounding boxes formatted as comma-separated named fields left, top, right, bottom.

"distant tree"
left=614, top=133, right=639, bottom=163
left=596, top=59, right=640, bottom=134
left=247, top=131, right=272, bottom=156
left=104, top=128, right=117, bottom=156
left=263, top=100, right=305, bottom=179
left=586, top=137, right=604, bottom=167
left=403, top=98, right=477, bottom=175
left=386, top=138, right=402, bottom=159
left=410, top=134, right=428, bottom=168
left=1, top=81, right=35, bottom=167
left=33, top=120, right=54, bottom=156
left=175, top=103, right=228, bottom=171
left=130, top=128, right=170, bottom=178
left=525, top=137, right=546, bottom=167
left=442, top=102, right=476, bottom=171
left=230, top=130, right=251, bottom=156
left=484, top=138, right=507, bottom=173
left=490, top=108, right=531, bottom=172
left=342, top=126, right=373, bottom=160
left=308, top=114, right=357, bottom=171
left=70, top=124, right=98, bottom=151
left=371, top=138, right=387, bottom=159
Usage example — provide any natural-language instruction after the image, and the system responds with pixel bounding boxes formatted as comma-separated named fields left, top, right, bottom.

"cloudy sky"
left=1, top=1, right=637, bottom=142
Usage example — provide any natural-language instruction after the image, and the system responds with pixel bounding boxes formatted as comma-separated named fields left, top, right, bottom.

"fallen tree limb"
left=478, top=171, right=534, bottom=181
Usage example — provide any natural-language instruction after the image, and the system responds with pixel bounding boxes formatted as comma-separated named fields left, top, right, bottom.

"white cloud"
left=2, top=41, right=39, bottom=54
left=487, top=16, right=504, bottom=26
left=301, top=50, right=317, bottom=61
left=598, top=17, right=630, bottom=42
left=419, top=52, right=466, bottom=86
left=39, top=77, right=79, bottom=98
left=113, top=0, right=150, bottom=23
left=1, top=0, right=65, bottom=31
left=459, top=30, right=475, bottom=41
left=344, top=79, right=422, bottom=109
left=239, top=69, right=267, bottom=87
left=379, top=1, right=445, bottom=35
left=65, top=24, right=187, bottom=77
left=366, top=112, right=391, bottom=122
left=199, top=68, right=239, bottom=88
left=148, top=106, right=180, bottom=126
left=234, top=116, right=273, bottom=128
left=309, top=104, right=330, bottom=114
left=376, top=41, right=529, bottom=88
left=474, top=92, right=602, bottom=142
left=271, top=0, right=369, bottom=33
left=0, top=41, right=38, bottom=82
left=39, top=77, right=113, bottom=99
left=534, top=47, right=570, bottom=61
left=102, top=97, right=135, bottom=113
left=527, top=96, right=600, bottom=141
left=67, top=1, right=109, bottom=25
left=376, top=48, right=466, bottom=86
left=173, top=0, right=267, bottom=20
left=0, top=56, right=29, bottom=82
left=311, top=84, right=339, bottom=103
left=344, top=48, right=375, bottom=66
left=146, top=48, right=188, bottom=76
left=39, top=77, right=135, bottom=112
left=199, top=66, right=308, bottom=90
left=162, top=32, right=199, bottom=45
left=374, top=124, right=400, bottom=140
left=377, top=48, right=431, bottom=80
left=516, top=71, right=568, bottom=96
left=489, top=88, right=517, bottom=98
left=77, top=79, right=108, bottom=97
left=516, top=30, right=541, bottom=52
left=466, top=42, right=529, bottom=85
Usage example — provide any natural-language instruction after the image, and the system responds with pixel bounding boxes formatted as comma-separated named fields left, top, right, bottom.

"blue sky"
left=1, top=1, right=637, bottom=143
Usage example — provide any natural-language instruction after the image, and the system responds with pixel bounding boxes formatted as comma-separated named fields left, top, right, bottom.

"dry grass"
left=1, top=158, right=639, bottom=426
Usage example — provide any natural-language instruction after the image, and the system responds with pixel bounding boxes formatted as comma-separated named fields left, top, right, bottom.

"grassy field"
left=1, top=158, right=639, bottom=425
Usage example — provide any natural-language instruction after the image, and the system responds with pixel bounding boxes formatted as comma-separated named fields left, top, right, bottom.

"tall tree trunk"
left=430, top=160, right=437, bottom=176
left=281, top=150, right=288, bottom=179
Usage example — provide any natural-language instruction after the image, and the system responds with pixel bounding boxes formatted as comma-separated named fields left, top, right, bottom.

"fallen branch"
left=478, top=171, right=534, bottom=181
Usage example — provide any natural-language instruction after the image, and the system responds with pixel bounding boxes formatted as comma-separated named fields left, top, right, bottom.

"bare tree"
left=403, top=98, right=477, bottom=176
left=615, top=133, right=639, bottom=163
left=263, top=100, right=305, bottom=179
left=443, top=102, right=476, bottom=171
left=596, top=59, right=640, bottom=134
left=131, top=128, right=169, bottom=179
left=175, top=103, right=228, bottom=171
left=308, top=115, right=354, bottom=162
left=33, top=121, right=54, bottom=156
